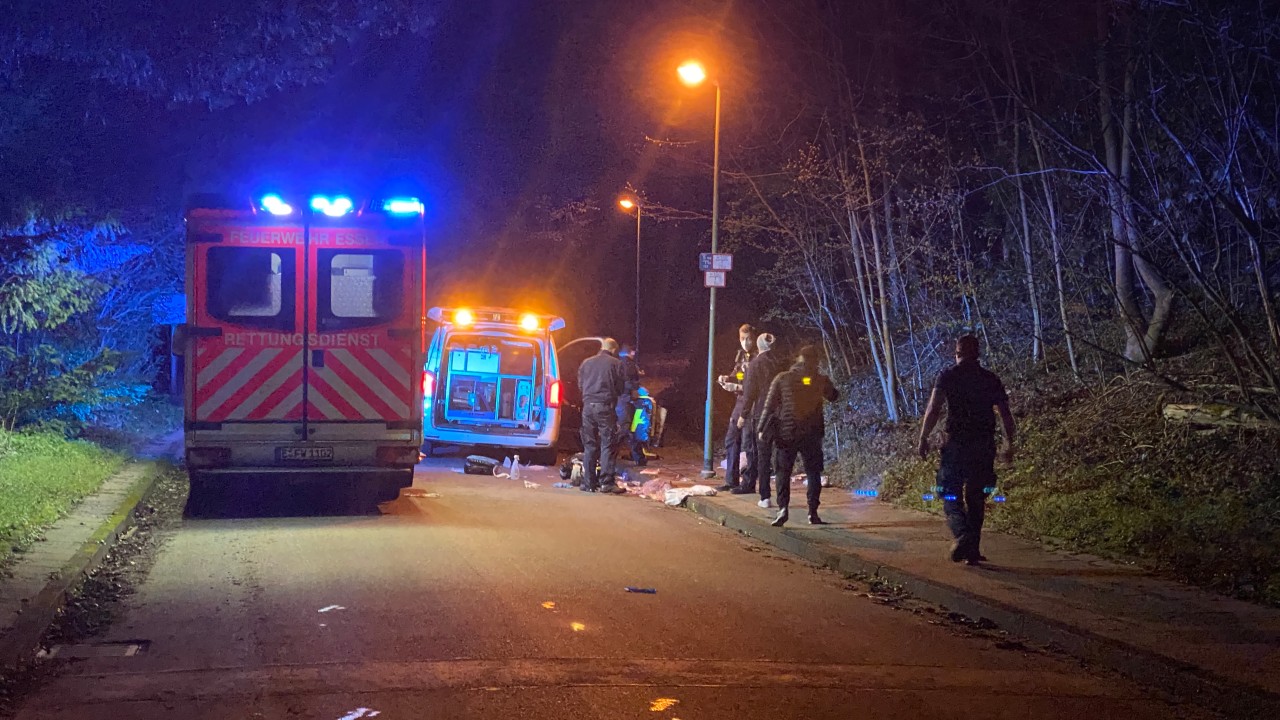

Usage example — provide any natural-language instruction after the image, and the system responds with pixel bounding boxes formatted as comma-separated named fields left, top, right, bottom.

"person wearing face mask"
left=717, top=324, right=757, bottom=492
left=736, top=332, right=786, bottom=506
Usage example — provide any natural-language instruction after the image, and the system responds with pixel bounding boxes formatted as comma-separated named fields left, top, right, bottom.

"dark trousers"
left=581, top=402, right=618, bottom=489
left=938, top=439, right=997, bottom=556
left=616, top=398, right=645, bottom=463
left=754, top=423, right=775, bottom=501
left=775, top=434, right=824, bottom=512
left=723, top=403, right=756, bottom=488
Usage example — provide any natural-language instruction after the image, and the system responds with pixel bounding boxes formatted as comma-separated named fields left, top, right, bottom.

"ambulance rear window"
left=205, top=247, right=295, bottom=330
left=318, top=250, right=404, bottom=330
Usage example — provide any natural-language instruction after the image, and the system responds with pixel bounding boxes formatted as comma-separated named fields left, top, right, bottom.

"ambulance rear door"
left=304, top=218, right=423, bottom=443
left=187, top=211, right=307, bottom=440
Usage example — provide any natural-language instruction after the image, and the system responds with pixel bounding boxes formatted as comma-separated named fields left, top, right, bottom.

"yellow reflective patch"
left=650, top=698, right=680, bottom=712
left=802, top=377, right=812, bottom=385
left=735, top=372, right=744, bottom=380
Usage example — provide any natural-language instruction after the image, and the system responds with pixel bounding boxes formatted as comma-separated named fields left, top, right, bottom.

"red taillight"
left=423, top=371, right=435, bottom=398
left=548, top=379, right=561, bottom=408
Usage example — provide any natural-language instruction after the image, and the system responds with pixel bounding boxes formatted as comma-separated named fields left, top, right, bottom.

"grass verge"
left=0, top=430, right=124, bottom=562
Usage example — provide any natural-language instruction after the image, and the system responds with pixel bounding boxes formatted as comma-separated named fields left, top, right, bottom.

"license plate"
left=277, top=446, right=334, bottom=462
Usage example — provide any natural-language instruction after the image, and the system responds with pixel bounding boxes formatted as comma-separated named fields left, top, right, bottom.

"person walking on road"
left=758, top=344, right=838, bottom=526
left=616, top=345, right=647, bottom=466
left=917, top=334, right=1016, bottom=565
left=577, top=338, right=628, bottom=494
left=718, top=324, right=757, bottom=492
left=735, top=332, right=787, bottom=507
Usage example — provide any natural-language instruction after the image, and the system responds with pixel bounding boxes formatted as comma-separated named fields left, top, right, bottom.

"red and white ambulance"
left=178, top=193, right=427, bottom=508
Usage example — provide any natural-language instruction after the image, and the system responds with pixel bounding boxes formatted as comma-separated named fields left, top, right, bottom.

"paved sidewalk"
left=0, top=432, right=180, bottom=667
left=649, top=447, right=1280, bottom=716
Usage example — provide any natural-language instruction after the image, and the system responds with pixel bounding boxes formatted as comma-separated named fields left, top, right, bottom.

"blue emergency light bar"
left=260, top=194, right=294, bottom=216
left=383, top=197, right=424, bottom=215
left=253, top=193, right=423, bottom=218
left=310, top=195, right=354, bottom=217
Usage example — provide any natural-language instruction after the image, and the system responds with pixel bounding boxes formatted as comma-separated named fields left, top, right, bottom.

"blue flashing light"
left=310, top=195, right=354, bottom=217
left=922, top=493, right=935, bottom=501
left=260, top=194, right=293, bottom=216
left=383, top=197, right=424, bottom=215
left=853, top=489, right=879, bottom=498
left=943, top=494, right=958, bottom=501
left=993, top=495, right=1007, bottom=503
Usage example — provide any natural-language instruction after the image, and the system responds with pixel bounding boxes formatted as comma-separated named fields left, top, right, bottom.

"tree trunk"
left=1099, top=4, right=1154, bottom=364
left=1013, top=118, right=1044, bottom=362
left=1030, top=124, right=1080, bottom=378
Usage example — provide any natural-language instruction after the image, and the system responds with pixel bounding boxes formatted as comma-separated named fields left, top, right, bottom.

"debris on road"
left=552, top=482, right=573, bottom=489
left=649, top=698, right=679, bottom=711
left=664, top=485, right=718, bottom=506
left=463, top=455, right=500, bottom=476
left=317, top=605, right=345, bottom=613
left=337, top=708, right=380, bottom=720
left=541, top=601, right=556, bottom=609
left=523, top=480, right=540, bottom=489
left=570, top=622, right=586, bottom=632
left=639, top=469, right=660, bottom=476
left=624, top=587, right=657, bottom=594
left=792, top=474, right=831, bottom=487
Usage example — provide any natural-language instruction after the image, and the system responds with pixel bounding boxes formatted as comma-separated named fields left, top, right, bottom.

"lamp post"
left=618, top=196, right=642, bottom=354
left=678, top=59, right=722, bottom=479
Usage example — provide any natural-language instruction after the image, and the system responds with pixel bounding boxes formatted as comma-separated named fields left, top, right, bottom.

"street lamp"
left=617, top=195, right=642, bottom=354
left=677, top=59, right=723, bottom=479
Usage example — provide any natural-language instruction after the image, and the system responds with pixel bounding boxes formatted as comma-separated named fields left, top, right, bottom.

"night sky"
left=165, top=0, right=765, bottom=351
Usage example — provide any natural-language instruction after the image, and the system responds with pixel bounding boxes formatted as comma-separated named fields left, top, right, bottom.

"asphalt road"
left=16, top=458, right=1200, bottom=719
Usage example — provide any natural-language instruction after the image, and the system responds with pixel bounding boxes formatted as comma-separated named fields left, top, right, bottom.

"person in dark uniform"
left=758, top=344, right=838, bottom=526
left=577, top=338, right=628, bottom=494
left=736, top=332, right=787, bottom=507
left=917, top=335, right=1016, bottom=565
left=718, top=324, right=756, bottom=492
left=615, top=345, right=647, bottom=465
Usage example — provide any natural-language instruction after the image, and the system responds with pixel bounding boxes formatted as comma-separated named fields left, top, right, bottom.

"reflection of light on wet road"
left=570, top=622, right=586, bottom=632
left=649, top=697, right=679, bottom=711
left=542, top=601, right=556, bottom=609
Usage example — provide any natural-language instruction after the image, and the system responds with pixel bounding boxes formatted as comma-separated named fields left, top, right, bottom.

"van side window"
left=318, top=250, right=404, bottom=330
left=205, top=247, right=295, bottom=330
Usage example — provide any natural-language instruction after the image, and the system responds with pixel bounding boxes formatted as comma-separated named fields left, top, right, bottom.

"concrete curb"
left=685, top=496, right=1280, bottom=718
left=0, top=462, right=163, bottom=669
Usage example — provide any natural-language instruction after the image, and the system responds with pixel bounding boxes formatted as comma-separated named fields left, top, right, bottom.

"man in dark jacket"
left=577, top=338, right=627, bottom=494
left=758, top=344, right=838, bottom=526
left=718, top=323, right=756, bottom=492
left=734, top=332, right=787, bottom=507
left=917, top=334, right=1016, bottom=564
left=615, top=345, right=646, bottom=465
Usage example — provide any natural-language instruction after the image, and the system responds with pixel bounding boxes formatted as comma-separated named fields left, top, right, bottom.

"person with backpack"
left=757, top=344, right=839, bottom=526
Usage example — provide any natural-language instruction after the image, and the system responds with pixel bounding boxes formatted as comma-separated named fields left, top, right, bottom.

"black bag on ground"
left=463, top=455, right=500, bottom=475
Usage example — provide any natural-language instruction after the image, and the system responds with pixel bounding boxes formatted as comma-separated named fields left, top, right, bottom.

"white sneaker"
left=758, top=498, right=772, bottom=509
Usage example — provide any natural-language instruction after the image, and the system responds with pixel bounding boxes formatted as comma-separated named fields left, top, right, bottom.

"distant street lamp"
left=617, top=195, right=642, bottom=354
left=677, top=59, right=724, bottom=479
